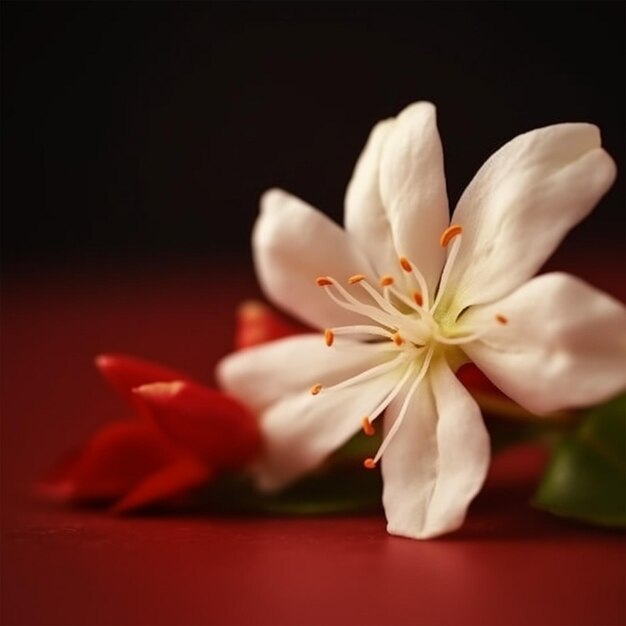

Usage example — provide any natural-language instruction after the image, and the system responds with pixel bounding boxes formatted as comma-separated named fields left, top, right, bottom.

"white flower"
left=217, top=102, right=626, bottom=539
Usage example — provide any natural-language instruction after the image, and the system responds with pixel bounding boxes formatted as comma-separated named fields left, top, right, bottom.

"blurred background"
left=3, top=1, right=624, bottom=274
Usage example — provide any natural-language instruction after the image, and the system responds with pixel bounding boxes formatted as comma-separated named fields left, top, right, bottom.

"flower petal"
left=344, top=119, right=401, bottom=279
left=443, top=124, right=616, bottom=316
left=253, top=188, right=376, bottom=329
left=95, top=354, right=194, bottom=416
left=134, top=381, right=261, bottom=470
left=463, top=273, right=626, bottom=415
left=381, top=358, right=489, bottom=539
left=38, top=421, right=177, bottom=503
left=217, top=334, right=391, bottom=413
left=252, top=365, right=404, bottom=490
left=112, top=456, right=211, bottom=514
left=378, top=102, right=449, bottom=294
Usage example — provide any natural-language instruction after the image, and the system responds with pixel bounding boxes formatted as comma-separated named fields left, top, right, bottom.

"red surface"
left=3, top=258, right=625, bottom=626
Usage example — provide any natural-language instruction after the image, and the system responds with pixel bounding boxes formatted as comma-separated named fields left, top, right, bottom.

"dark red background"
left=2, top=256, right=625, bottom=626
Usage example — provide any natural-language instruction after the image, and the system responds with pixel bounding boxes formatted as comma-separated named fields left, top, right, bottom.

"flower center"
left=309, top=225, right=507, bottom=469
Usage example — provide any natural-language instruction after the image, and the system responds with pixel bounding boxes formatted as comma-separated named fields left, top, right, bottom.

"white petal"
left=443, top=124, right=616, bottom=316
left=382, top=358, right=490, bottom=539
left=344, top=119, right=401, bottom=280
left=379, top=102, right=449, bottom=294
left=253, top=189, right=376, bottom=329
left=253, top=365, right=404, bottom=490
left=216, top=334, right=390, bottom=414
left=463, top=273, right=626, bottom=414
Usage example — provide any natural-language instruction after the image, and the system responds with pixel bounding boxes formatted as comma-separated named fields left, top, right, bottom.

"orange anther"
left=495, top=314, right=508, bottom=325
left=392, top=332, right=405, bottom=347
left=363, top=458, right=377, bottom=469
left=348, top=274, right=367, bottom=284
left=310, top=383, right=323, bottom=395
left=324, top=329, right=335, bottom=346
left=399, top=257, right=412, bottom=272
left=440, top=224, right=463, bottom=247
left=380, top=275, right=394, bottom=287
left=362, top=417, right=375, bottom=436
left=316, top=277, right=333, bottom=287
left=412, top=291, right=424, bottom=307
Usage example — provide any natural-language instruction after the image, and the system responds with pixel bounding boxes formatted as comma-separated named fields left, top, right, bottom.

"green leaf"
left=532, top=394, right=626, bottom=528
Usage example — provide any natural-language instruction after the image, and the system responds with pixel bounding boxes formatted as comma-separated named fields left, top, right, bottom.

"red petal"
left=235, top=300, right=309, bottom=349
left=38, top=421, right=179, bottom=503
left=38, top=448, right=87, bottom=502
left=134, top=381, right=261, bottom=470
left=112, top=456, right=211, bottom=514
left=95, top=353, right=194, bottom=415
left=457, top=363, right=506, bottom=397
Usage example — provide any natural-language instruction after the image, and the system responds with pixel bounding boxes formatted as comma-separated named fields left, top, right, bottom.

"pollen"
left=412, top=291, right=423, bottom=307
left=380, top=275, right=394, bottom=287
left=316, top=277, right=333, bottom=287
left=495, top=314, right=508, bottom=325
left=324, top=329, right=335, bottom=346
left=363, top=458, right=377, bottom=469
left=440, top=224, right=463, bottom=247
left=362, top=417, right=375, bottom=436
left=392, top=332, right=405, bottom=346
left=348, top=274, right=367, bottom=284
left=399, top=256, right=412, bottom=272
left=310, top=383, right=323, bottom=395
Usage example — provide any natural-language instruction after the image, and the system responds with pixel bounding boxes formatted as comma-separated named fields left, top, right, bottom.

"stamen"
left=321, top=280, right=397, bottom=327
left=440, top=224, right=463, bottom=247
left=392, top=332, right=405, bottom=347
left=356, top=280, right=404, bottom=316
left=371, top=348, right=435, bottom=464
left=324, top=329, right=334, bottom=346
left=380, top=275, right=394, bottom=287
left=495, top=314, right=508, bottom=325
left=310, top=383, right=323, bottom=395
left=348, top=274, right=367, bottom=284
left=323, top=279, right=422, bottom=339
left=362, top=417, right=375, bottom=436
left=365, top=361, right=418, bottom=426
left=363, top=458, right=377, bottom=469
left=319, top=272, right=431, bottom=344
left=413, top=291, right=423, bottom=307
left=382, top=284, right=431, bottom=320
left=431, top=230, right=463, bottom=313
left=349, top=279, right=430, bottom=343
left=330, top=325, right=395, bottom=340
left=318, top=353, right=408, bottom=394
left=397, top=254, right=431, bottom=309
left=316, top=277, right=333, bottom=287
left=399, top=256, right=412, bottom=273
